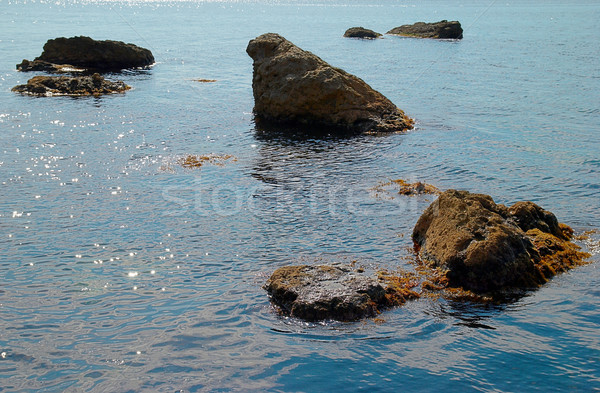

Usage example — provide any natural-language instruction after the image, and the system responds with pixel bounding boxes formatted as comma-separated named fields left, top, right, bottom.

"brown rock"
left=17, top=36, right=154, bottom=72
left=387, top=20, right=463, bottom=39
left=412, top=190, right=589, bottom=293
left=12, top=74, right=130, bottom=96
left=246, top=33, right=413, bottom=134
left=264, top=264, right=418, bottom=321
left=343, top=27, right=382, bottom=39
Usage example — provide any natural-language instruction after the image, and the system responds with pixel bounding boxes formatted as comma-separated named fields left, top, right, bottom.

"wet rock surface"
left=17, top=36, right=154, bottom=72
left=412, top=190, right=589, bottom=293
left=387, top=20, right=463, bottom=39
left=246, top=33, right=413, bottom=134
left=12, top=74, right=130, bottom=96
left=343, top=27, right=382, bottom=39
left=264, top=265, right=418, bottom=321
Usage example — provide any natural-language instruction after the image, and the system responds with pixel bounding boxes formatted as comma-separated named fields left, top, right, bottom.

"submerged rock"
left=412, top=190, right=589, bottom=293
left=12, top=74, right=130, bottom=96
left=264, top=265, right=418, bottom=321
left=387, top=20, right=463, bottom=39
left=17, top=36, right=154, bottom=72
left=343, top=27, right=382, bottom=39
left=246, top=33, right=413, bottom=134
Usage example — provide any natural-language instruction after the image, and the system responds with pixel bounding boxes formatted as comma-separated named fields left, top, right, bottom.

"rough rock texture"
left=265, top=264, right=419, bottom=321
left=15, top=59, right=85, bottom=73
left=412, top=190, right=589, bottom=293
left=343, top=27, right=382, bottom=39
left=387, top=20, right=463, bottom=39
left=12, top=74, right=130, bottom=96
left=17, top=36, right=154, bottom=72
left=246, top=33, right=413, bottom=134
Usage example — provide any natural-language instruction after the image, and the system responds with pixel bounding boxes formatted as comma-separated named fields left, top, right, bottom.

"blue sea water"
left=1, top=0, right=599, bottom=391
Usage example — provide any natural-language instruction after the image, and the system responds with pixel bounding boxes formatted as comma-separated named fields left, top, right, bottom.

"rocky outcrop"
left=17, top=36, right=154, bottom=72
left=412, top=190, right=589, bottom=293
left=343, top=27, right=382, bottom=39
left=387, top=20, right=463, bottom=39
left=264, top=265, right=418, bottom=321
left=246, top=33, right=413, bottom=134
left=11, top=74, right=130, bottom=96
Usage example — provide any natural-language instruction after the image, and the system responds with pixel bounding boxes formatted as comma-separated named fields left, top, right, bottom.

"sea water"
left=0, top=0, right=599, bottom=391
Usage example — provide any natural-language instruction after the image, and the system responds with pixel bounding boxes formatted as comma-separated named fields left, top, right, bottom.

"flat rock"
left=17, top=36, right=154, bottom=72
left=246, top=33, right=413, bottom=134
left=412, top=190, right=589, bottom=293
left=12, top=74, right=130, bottom=96
left=265, top=264, right=422, bottom=321
left=343, top=27, right=382, bottom=39
left=387, top=20, right=463, bottom=39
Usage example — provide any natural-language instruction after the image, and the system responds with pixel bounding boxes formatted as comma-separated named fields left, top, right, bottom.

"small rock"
left=264, top=265, right=418, bottom=321
left=246, top=33, right=413, bottom=135
left=343, top=27, right=382, bottom=39
left=387, top=20, right=463, bottom=39
left=12, top=74, right=130, bottom=96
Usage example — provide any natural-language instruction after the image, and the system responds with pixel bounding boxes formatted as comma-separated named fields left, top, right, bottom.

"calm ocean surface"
left=1, top=0, right=599, bottom=391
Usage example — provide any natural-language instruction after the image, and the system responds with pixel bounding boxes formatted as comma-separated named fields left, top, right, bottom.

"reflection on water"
left=0, top=0, right=599, bottom=391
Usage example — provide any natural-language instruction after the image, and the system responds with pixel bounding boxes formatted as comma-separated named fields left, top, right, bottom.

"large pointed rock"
left=412, top=190, right=589, bottom=293
left=246, top=33, right=413, bottom=134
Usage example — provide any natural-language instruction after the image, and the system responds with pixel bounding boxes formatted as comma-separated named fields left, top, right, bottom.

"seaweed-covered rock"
left=343, top=27, right=382, bottom=39
left=264, top=265, right=419, bottom=321
left=412, top=190, right=589, bottom=293
left=246, top=33, right=413, bottom=134
left=17, top=36, right=154, bottom=72
left=12, top=74, right=130, bottom=96
left=387, top=20, right=463, bottom=39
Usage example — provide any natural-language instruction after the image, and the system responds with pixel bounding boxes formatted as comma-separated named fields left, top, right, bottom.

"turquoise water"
left=1, top=0, right=599, bottom=391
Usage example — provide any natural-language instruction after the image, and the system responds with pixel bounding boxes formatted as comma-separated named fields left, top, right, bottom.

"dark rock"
left=387, top=20, right=463, bottom=39
left=343, top=27, right=382, bottom=39
left=264, top=264, right=419, bottom=321
left=11, top=74, right=130, bottom=96
left=412, top=190, right=588, bottom=293
left=246, top=33, right=413, bottom=134
left=17, top=36, right=154, bottom=72
left=16, top=59, right=85, bottom=73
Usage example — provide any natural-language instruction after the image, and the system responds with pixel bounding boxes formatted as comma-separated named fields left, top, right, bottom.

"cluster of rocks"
left=12, top=30, right=590, bottom=323
left=266, top=189, right=590, bottom=321
left=344, top=21, right=463, bottom=40
left=13, top=36, right=153, bottom=96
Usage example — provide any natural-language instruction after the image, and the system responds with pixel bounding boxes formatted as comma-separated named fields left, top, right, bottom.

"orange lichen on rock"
left=372, top=179, right=440, bottom=199
left=177, top=154, right=236, bottom=168
left=377, top=270, right=420, bottom=307
left=527, top=227, right=591, bottom=284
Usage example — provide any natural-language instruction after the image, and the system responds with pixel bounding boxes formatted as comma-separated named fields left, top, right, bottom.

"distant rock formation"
left=412, top=190, right=589, bottom=293
left=11, top=74, right=130, bottom=96
left=17, top=36, right=154, bottom=72
left=343, top=27, right=382, bottom=39
left=264, top=265, right=418, bottom=321
left=387, top=20, right=463, bottom=39
left=246, top=33, right=413, bottom=134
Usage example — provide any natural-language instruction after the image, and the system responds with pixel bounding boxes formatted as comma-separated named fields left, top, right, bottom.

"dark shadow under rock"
left=12, top=74, right=130, bottom=97
left=387, top=20, right=463, bottom=39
